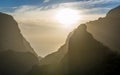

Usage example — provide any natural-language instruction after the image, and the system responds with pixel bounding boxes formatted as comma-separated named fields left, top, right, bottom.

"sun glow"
left=55, top=8, right=81, bottom=28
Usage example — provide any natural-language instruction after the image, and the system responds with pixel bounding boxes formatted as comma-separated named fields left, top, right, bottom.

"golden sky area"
left=10, top=6, right=106, bottom=57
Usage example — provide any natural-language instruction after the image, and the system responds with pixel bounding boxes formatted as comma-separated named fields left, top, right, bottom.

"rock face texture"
left=0, top=12, right=36, bottom=54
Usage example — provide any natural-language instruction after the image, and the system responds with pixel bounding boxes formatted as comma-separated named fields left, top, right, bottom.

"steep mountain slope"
left=0, top=12, right=36, bottom=54
left=0, top=12, right=39, bottom=75
left=87, top=6, right=120, bottom=52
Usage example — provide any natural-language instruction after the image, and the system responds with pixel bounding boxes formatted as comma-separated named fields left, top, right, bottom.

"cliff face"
left=87, top=6, right=120, bottom=52
left=0, top=12, right=36, bottom=54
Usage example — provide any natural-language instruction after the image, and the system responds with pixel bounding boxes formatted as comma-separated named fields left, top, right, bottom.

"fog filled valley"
left=0, top=5, right=120, bottom=75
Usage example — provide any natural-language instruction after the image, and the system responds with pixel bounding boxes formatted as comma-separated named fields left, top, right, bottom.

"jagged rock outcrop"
left=0, top=12, right=36, bottom=55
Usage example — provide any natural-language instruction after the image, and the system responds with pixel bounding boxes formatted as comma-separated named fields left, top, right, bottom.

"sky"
left=0, top=0, right=120, bottom=57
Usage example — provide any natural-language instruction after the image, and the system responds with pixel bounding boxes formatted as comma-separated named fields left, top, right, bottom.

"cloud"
left=10, top=5, right=60, bottom=27
left=43, top=0, right=50, bottom=3
left=62, top=0, right=120, bottom=9
left=2, top=0, right=120, bottom=12
left=55, top=0, right=120, bottom=15
left=41, top=0, right=120, bottom=8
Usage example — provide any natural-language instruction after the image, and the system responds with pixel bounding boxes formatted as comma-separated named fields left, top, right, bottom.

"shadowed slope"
left=0, top=12, right=36, bottom=54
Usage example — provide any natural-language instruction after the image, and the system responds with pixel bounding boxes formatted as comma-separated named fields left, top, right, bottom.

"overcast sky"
left=0, top=0, right=120, bottom=57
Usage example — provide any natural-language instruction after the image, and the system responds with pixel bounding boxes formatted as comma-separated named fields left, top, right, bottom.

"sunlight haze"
left=1, top=0, right=120, bottom=57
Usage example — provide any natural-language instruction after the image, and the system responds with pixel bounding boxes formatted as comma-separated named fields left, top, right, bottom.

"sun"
left=55, top=8, right=80, bottom=28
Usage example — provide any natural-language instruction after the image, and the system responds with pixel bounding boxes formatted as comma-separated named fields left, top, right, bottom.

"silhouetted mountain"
left=0, top=13, right=40, bottom=75
left=87, top=5, right=120, bottom=52
left=31, top=5, right=120, bottom=75
left=60, top=24, right=120, bottom=75
left=0, top=12, right=36, bottom=55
